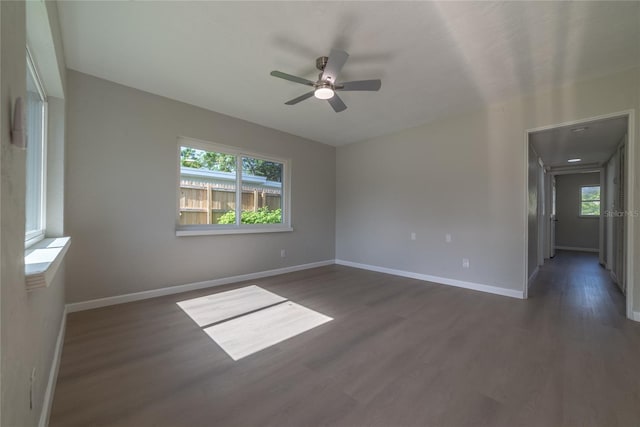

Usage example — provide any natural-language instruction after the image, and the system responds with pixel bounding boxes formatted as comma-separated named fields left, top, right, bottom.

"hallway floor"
left=531, top=250, right=627, bottom=322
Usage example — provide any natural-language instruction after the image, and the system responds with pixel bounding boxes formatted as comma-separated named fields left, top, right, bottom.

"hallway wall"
left=528, top=146, right=543, bottom=277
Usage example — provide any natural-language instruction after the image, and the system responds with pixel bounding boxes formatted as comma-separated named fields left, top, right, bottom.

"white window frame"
left=176, top=137, right=292, bottom=236
left=579, top=184, right=600, bottom=218
left=25, top=48, right=48, bottom=247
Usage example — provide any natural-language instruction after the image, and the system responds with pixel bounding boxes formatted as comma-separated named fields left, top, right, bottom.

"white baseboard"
left=528, top=266, right=540, bottom=288
left=66, top=257, right=528, bottom=313
left=66, top=260, right=335, bottom=313
left=632, top=310, right=640, bottom=322
left=555, top=246, right=599, bottom=253
left=335, top=259, right=524, bottom=299
left=38, top=307, right=66, bottom=427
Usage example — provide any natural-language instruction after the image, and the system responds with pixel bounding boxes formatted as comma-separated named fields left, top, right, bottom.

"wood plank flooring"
left=50, top=251, right=640, bottom=426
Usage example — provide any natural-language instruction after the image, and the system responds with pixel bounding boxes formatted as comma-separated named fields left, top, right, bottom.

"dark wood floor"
left=50, top=251, right=640, bottom=426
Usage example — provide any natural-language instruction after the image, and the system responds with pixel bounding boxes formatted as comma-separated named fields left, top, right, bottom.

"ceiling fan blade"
left=328, top=94, right=347, bottom=113
left=337, top=79, right=382, bottom=91
left=321, top=49, right=349, bottom=83
left=270, top=71, right=315, bottom=87
left=285, top=91, right=315, bottom=105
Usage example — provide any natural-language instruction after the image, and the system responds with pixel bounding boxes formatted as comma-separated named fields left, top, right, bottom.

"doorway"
left=524, top=111, right=635, bottom=320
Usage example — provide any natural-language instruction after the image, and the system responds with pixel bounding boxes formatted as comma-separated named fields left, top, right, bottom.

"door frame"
left=523, top=110, right=635, bottom=321
left=548, top=174, right=556, bottom=259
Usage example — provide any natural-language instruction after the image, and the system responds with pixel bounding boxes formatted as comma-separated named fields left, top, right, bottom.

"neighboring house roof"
left=180, top=167, right=282, bottom=194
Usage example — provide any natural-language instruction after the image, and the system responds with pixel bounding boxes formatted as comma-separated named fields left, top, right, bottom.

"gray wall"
left=555, top=173, right=600, bottom=250
left=1, top=1, right=68, bottom=426
left=336, top=67, right=640, bottom=295
left=65, top=71, right=336, bottom=303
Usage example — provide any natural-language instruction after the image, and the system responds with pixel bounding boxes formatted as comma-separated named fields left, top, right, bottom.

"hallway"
left=530, top=250, right=627, bottom=321
left=524, top=250, right=640, bottom=425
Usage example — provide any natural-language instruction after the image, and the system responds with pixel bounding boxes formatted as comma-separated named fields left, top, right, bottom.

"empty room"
left=1, top=1, right=640, bottom=426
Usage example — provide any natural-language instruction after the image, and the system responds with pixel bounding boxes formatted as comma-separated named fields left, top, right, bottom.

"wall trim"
left=38, top=307, right=66, bottom=427
left=555, top=246, right=599, bottom=253
left=66, top=260, right=334, bottom=313
left=335, top=259, right=524, bottom=299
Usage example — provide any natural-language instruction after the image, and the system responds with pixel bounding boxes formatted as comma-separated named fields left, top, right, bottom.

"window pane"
left=581, top=186, right=600, bottom=201
left=177, top=144, right=288, bottom=229
left=25, top=65, right=45, bottom=236
left=580, top=185, right=600, bottom=216
left=179, top=146, right=237, bottom=225
left=581, top=201, right=600, bottom=216
left=240, top=157, right=283, bottom=224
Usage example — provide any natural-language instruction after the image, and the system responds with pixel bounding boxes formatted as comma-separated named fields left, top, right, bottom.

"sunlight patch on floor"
left=177, top=286, right=332, bottom=360
left=177, top=285, right=286, bottom=327
left=204, top=301, right=332, bottom=360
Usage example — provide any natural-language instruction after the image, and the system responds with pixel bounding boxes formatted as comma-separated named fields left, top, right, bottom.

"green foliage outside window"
left=217, top=207, right=282, bottom=224
left=580, top=186, right=600, bottom=216
left=180, top=147, right=282, bottom=182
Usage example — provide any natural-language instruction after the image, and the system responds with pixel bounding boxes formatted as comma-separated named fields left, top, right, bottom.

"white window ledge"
left=25, top=237, right=70, bottom=291
left=176, top=226, right=293, bottom=237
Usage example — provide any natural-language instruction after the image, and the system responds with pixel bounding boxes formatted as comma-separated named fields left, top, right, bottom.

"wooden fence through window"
left=179, top=181, right=281, bottom=225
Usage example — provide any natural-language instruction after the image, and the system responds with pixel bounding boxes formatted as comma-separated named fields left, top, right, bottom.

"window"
left=25, top=50, right=47, bottom=245
left=580, top=185, right=600, bottom=217
left=177, top=138, right=290, bottom=235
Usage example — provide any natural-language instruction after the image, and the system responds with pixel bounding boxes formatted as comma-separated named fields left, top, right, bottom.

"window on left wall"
left=25, top=49, right=47, bottom=246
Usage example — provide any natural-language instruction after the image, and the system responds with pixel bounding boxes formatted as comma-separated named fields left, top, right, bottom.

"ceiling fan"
left=270, top=49, right=382, bottom=113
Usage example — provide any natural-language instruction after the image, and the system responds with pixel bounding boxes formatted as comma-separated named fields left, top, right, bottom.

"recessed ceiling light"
left=571, top=127, right=588, bottom=133
left=568, top=158, right=582, bottom=163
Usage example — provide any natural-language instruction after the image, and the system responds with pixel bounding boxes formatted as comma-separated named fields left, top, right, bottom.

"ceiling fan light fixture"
left=314, top=86, right=334, bottom=100
left=271, top=49, right=381, bottom=112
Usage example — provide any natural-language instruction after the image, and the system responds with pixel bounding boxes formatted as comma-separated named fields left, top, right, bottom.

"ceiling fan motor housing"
left=315, top=81, right=333, bottom=92
left=316, top=56, right=329, bottom=71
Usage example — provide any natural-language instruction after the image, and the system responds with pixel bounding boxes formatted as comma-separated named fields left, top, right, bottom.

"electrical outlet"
left=462, top=258, right=470, bottom=269
left=411, top=232, right=416, bottom=241
left=445, top=234, right=452, bottom=243
left=280, top=249, right=286, bottom=258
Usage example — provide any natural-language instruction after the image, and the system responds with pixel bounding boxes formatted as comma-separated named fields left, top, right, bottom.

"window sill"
left=25, top=237, right=71, bottom=291
left=176, top=226, right=293, bottom=237
left=25, top=232, right=45, bottom=249
left=579, top=215, right=600, bottom=219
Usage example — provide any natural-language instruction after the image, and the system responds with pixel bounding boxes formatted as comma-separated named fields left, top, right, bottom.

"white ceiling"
left=57, top=1, right=640, bottom=146
left=530, top=116, right=628, bottom=168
